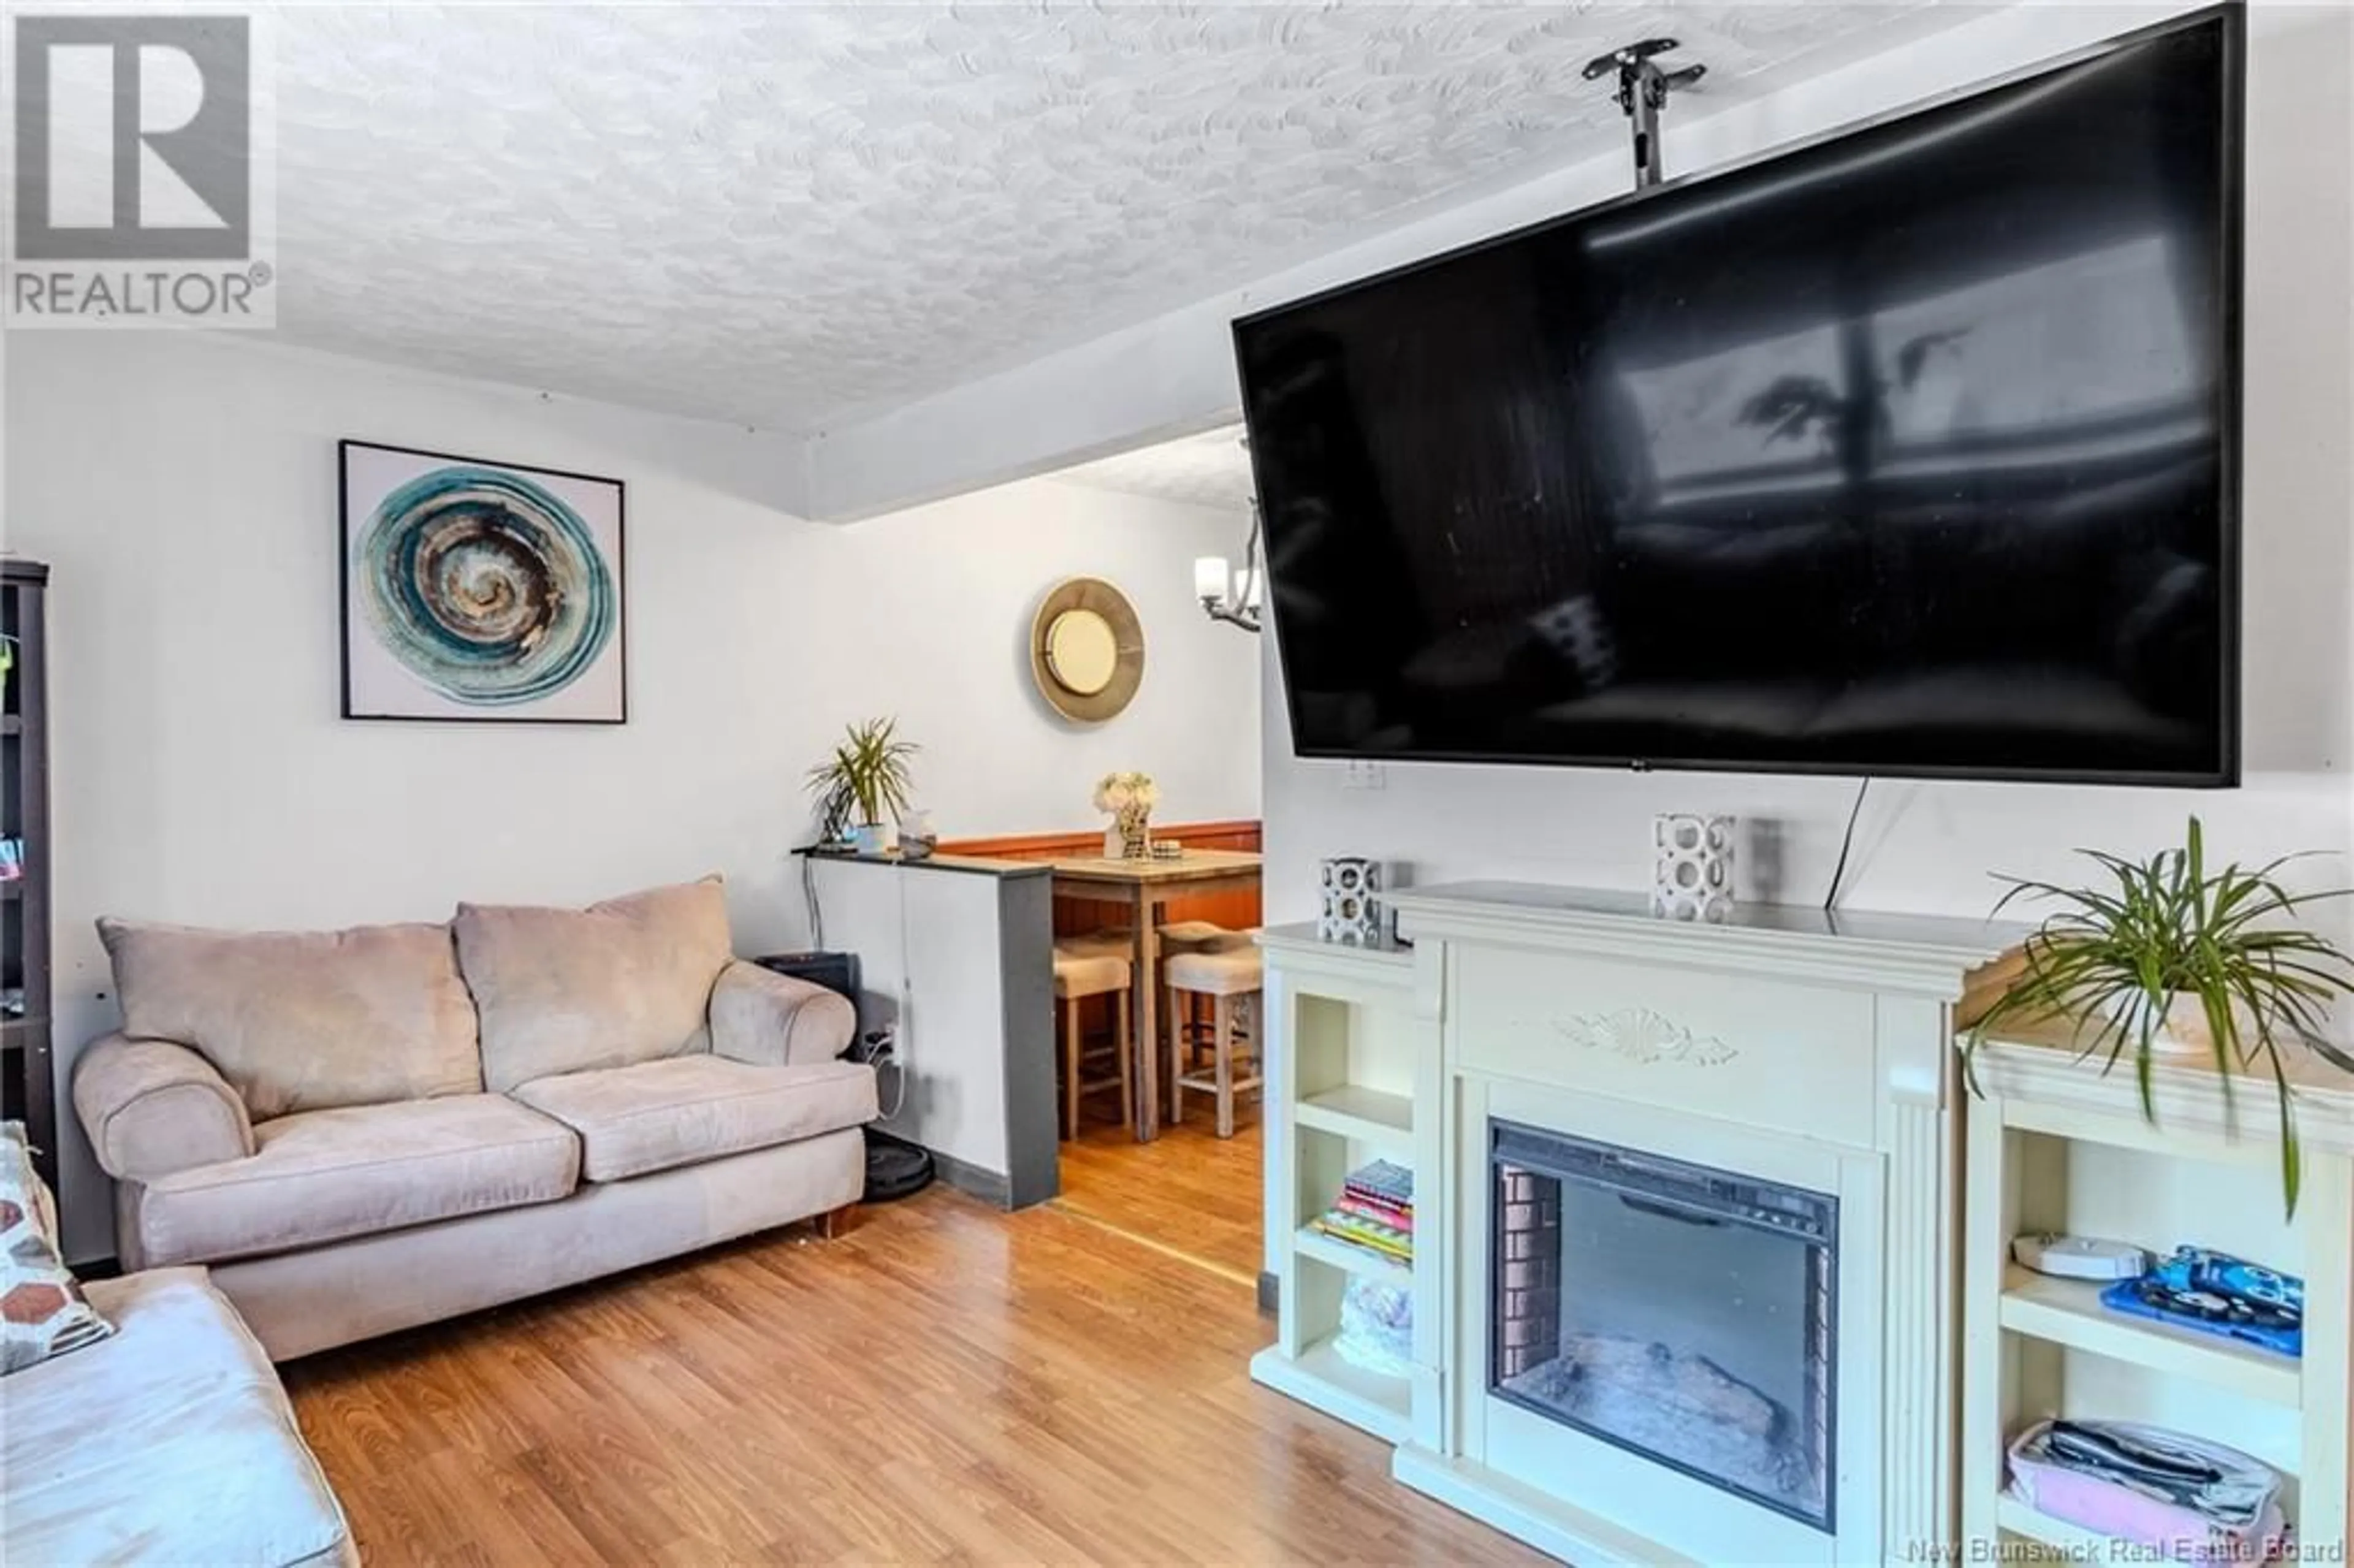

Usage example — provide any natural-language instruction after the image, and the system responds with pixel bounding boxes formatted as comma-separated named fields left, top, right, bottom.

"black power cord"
left=1823, top=778, right=1873, bottom=912
left=801, top=849, right=825, bottom=950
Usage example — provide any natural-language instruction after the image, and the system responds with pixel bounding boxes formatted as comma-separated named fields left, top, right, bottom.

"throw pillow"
left=98, top=916, right=483, bottom=1121
left=2, top=1122, right=112, bottom=1375
left=455, top=877, right=734, bottom=1093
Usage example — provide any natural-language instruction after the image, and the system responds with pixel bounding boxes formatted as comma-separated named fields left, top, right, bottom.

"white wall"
left=2, top=330, right=1259, bottom=1257
left=1259, top=1, right=2354, bottom=961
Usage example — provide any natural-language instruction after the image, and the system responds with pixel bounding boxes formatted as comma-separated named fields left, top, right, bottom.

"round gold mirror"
left=1044, top=609, right=1119, bottom=696
left=1030, top=578, right=1144, bottom=723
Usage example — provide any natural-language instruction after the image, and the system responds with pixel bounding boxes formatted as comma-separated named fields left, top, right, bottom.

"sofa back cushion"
left=454, top=878, right=733, bottom=1093
left=97, top=918, right=482, bottom=1122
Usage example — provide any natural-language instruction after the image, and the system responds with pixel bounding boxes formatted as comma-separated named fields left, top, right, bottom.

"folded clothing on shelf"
left=2100, top=1246, right=2303, bottom=1359
left=2007, top=1419, right=2288, bottom=1563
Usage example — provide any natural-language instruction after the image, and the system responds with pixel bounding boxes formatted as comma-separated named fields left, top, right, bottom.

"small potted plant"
left=1965, top=816, right=2354, bottom=1214
left=1092, top=771, right=1158, bottom=859
left=806, top=718, right=918, bottom=856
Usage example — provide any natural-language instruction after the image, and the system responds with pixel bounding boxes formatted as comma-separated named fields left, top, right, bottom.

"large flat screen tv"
left=1235, top=6, right=2242, bottom=786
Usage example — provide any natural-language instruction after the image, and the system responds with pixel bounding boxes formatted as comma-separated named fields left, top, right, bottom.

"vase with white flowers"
left=1093, top=771, right=1158, bottom=859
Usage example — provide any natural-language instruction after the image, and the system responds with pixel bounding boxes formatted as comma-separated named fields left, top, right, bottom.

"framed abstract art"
left=339, top=440, right=627, bottom=723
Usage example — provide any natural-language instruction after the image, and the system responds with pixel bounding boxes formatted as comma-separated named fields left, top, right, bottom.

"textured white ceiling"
left=270, top=2, right=1977, bottom=433
left=1055, top=425, right=1255, bottom=513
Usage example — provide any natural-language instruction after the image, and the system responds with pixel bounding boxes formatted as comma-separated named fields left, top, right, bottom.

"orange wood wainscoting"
left=937, top=820, right=1263, bottom=938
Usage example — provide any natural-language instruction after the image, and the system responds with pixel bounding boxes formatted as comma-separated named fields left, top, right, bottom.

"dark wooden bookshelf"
left=2, top=558, right=55, bottom=1189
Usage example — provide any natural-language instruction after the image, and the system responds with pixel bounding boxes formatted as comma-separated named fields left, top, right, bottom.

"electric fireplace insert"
left=1490, top=1121, right=1839, bottom=1531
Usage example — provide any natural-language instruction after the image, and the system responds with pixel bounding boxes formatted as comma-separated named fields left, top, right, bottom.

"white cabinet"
left=1961, top=1025, right=2354, bottom=1557
left=804, top=853, right=1057, bottom=1208
left=1251, top=922, right=1437, bottom=1448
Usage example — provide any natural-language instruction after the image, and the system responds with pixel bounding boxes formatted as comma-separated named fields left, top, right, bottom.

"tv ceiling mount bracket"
left=1583, top=38, right=1706, bottom=190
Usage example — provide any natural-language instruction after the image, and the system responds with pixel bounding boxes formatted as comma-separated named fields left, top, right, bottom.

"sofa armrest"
left=708, top=961, right=856, bottom=1068
left=73, top=1033, right=254, bottom=1182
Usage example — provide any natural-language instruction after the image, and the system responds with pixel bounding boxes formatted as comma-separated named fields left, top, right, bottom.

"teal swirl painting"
left=340, top=442, right=626, bottom=723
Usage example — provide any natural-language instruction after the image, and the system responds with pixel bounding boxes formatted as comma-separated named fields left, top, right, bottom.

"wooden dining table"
left=1044, top=848, right=1263, bottom=1140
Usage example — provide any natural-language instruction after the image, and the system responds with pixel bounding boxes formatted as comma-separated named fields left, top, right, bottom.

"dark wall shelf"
left=2, top=558, right=55, bottom=1190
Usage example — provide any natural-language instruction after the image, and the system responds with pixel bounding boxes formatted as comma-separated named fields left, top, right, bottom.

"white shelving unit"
left=1251, top=921, right=1441, bottom=1450
left=1962, top=1021, right=2354, bottom=1556
left=1995, top=1265, right=2304, bottom=1406
left=1293, top=1084, right=1414, bottom=1147
left=1293, top=1224, right=1415, bottom=1284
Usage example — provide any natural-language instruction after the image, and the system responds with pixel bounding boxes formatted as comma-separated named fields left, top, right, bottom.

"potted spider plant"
left=806, top=717, right=918, bottom=856
left=1965, top=816, right=2354, bottom=1214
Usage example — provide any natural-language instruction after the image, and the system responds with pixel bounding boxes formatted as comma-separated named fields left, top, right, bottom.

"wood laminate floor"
left=1051, top=1109, right=1264, bottom=1285
left=282, top=1187, right=1531, bottom=1567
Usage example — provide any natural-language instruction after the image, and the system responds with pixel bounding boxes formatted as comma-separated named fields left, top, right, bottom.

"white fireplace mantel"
left=1387, top=881, right=2024, bottom=1000
left=1359, top=883, right=2022, bottom=1566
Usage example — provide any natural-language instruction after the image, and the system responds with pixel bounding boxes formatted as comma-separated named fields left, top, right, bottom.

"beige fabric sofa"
left=2, top=1266, right=354, bottom=1566
left=72, top=879, right=870, bottom=1361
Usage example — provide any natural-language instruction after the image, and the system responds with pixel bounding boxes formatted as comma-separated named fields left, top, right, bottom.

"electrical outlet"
left=1342, top=759, right=1387, bottom=791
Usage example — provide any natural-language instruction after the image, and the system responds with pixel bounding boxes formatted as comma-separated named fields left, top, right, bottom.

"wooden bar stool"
left=1165, top=946, right=1263, bottom=1138
left=1067, top=924, right=1254, bottom=1117
left=1060, top=928, right=1134, bottom=959
left=1158, top=919, right=1239, bottom=950
left=1067, top=923, right=1232, bottom=1070
left=1067, top=921, right=1238, bottom=956
left=1052, top=946, right=1132, bottom=1140
left=1159, top=924, right=1252, bottom=1097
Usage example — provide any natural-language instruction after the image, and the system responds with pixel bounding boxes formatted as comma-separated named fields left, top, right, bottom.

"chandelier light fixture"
left=1194, top=503, right=1265, bottom=633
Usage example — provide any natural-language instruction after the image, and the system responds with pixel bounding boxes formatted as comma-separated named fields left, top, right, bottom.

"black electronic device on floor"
left=752, top=950, right=933, bottom=1203
left=860, top=1130, right=935, bottom=1203
left=752, top=950, right=859, bottom=1001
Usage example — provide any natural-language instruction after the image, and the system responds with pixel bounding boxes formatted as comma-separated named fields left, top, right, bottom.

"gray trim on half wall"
left=996, top=870, right=1060, bottom=1211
